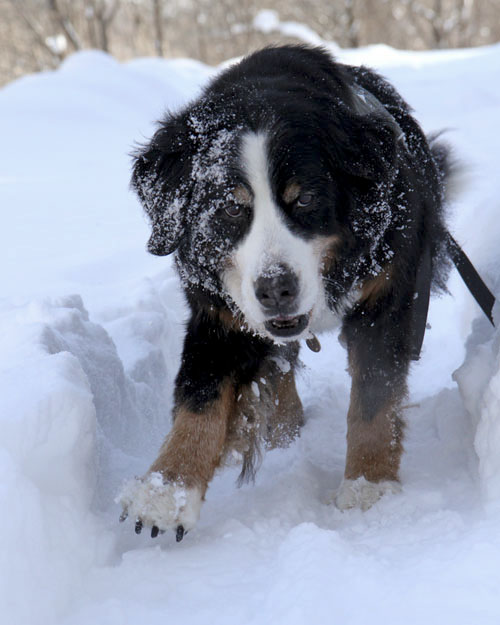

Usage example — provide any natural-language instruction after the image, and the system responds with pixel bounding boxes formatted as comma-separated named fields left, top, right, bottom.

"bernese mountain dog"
left=118, top=45, right=454, bottom=541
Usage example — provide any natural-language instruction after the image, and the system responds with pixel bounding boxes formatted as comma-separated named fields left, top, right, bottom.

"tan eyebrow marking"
left=282, top=182, right=301, bottom=204
left=232, top=184, right=252, bottom=206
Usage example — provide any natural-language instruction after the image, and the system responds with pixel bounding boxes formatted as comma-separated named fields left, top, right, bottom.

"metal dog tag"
left=306, top=334, right=321, bottom=353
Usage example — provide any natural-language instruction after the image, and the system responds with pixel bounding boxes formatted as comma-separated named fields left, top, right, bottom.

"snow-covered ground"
left=2, top=38, right=500, bottom=625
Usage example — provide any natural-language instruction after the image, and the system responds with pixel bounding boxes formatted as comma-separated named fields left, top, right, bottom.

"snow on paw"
left=334, top=477, right=401, bottom=511
left=117, top=472, right=202, bottom=537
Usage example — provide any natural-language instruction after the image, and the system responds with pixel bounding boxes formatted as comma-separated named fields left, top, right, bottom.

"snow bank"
left=0, top=297, right=105, bottom=624
left=454, top=281, right=500, bottom=506
left=2, top=40, right=500, bottom=625
left=0, top=283, right=185, bottom=624
left=0, top=52, right=196, bottom=623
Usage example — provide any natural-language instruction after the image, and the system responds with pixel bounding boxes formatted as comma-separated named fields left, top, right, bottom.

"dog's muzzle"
left=264, top=314, right=309, bottom=338
left=254, top=264, right=309, bottom=338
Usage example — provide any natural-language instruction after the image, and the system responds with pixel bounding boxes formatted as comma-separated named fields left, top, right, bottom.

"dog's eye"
left=296, top=192, right=314, bottom=208
left=225, top=205, right=243, bottom=218
left=225, top=185, right=251, bottom=218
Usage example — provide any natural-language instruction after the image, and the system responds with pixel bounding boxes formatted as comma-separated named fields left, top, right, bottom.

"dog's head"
left=132, top=49, right=402, bottom=342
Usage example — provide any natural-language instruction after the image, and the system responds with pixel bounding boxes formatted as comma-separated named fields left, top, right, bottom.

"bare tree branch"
left=7, top=0, right=65, bottom=62
left=3, top=0, right=500, bottom=86
left=153, top=0, right=165, bottom=57
left=47, top=0, right=84, bottom=50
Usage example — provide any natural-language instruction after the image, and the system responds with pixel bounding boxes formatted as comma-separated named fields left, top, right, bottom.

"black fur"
left=131, top=45, right=452, bottom=485
left=174, top=308, right=273, bottom=412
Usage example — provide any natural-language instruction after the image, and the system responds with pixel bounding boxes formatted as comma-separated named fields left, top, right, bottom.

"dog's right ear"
left=131, top=120, right=191, bottom=256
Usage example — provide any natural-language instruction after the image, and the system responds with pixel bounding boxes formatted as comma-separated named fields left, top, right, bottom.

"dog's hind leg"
left=224, top=344, right=303, bottom=484
left=263, top=360, right=304, bottom=450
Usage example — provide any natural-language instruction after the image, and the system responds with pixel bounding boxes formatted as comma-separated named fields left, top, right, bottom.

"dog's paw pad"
left=334, top=477, right=401, bottom=511
left=117, top=472, right=202, bottom=534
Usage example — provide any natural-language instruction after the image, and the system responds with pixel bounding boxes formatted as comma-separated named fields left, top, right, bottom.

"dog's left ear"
left=131, top=119, right=191, bottom=256
left=327, top=111, right=400, bottom=182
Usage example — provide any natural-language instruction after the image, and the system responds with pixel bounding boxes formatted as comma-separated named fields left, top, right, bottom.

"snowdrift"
left=1, top=43, right=500, bottom=625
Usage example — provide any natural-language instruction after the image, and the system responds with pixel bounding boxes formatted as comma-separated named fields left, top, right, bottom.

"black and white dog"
left=119, top=45, right=452, bottom=540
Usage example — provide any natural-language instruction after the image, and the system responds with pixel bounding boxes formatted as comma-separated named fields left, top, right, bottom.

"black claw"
left=151, top=526, right=159, bottom=538
left=176, top=525, right=185, bottom=542
left=135, top=519, right=143, bottom=535
left=119, top=511, right=128, bottom=523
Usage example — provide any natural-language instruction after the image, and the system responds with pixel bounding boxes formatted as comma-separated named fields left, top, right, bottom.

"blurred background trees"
left=1, top=0, right=499, bottom=85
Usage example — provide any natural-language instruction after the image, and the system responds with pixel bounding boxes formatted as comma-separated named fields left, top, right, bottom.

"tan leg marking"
left=344, top=351, right=405, bottom=483
left=150, top=381, right=236, bottom=495
left=118, top=383, right=236, bottom=532
left=264, top=367, right=304, bottom=449
left=224, top=357, right=303, bottom=482
left=344, top=398, right=404, bottom=483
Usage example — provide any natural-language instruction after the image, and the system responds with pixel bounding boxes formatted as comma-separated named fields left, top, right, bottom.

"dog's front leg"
left=335, top=288, right=413, bottom=510
left=118, top=311, right=247, bottom=539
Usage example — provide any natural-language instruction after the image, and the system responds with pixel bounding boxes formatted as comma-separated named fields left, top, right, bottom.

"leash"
left=411, top=232, right=496, bottom=360
left=411, top=243, right=432, bottom=360
left=306, top=233, right=496, bottom=358
left=445, top=233, right=495, bottom=326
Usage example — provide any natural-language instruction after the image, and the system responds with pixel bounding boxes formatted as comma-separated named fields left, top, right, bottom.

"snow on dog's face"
left=131, top=56, right=401, bottom=343
left=132, top=115, right=344, bottom=342
left=134, top=120, right=334, bottom=341
left=222, top=131, right=337, bottom=341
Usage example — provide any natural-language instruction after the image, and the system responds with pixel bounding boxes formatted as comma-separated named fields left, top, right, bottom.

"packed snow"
left=1, top=37, right=500, bottom=625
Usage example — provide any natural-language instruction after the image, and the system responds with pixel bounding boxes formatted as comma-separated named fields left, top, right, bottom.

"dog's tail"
left=428, top=133, right=496, bottom=326
left=428, top=131, right=462, bottom=204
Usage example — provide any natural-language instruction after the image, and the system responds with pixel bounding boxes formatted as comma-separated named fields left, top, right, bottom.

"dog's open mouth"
left=264, top=314, right=309, bottom=338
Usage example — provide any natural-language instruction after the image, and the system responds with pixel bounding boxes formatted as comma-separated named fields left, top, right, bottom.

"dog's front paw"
left=334, top=477, right=401, bottom=511
left=117, top=472, right=203, bottom=540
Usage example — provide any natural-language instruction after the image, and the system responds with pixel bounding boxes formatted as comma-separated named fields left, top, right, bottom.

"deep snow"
left=1, top=39, right=500, bottom=625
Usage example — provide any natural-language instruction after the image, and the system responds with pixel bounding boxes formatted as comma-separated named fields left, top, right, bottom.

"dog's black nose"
left=254, top=265, right=299, bottom=314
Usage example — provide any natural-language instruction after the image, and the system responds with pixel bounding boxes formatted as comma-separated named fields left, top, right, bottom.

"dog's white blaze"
left=223, top=131, right=337, bottom=339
